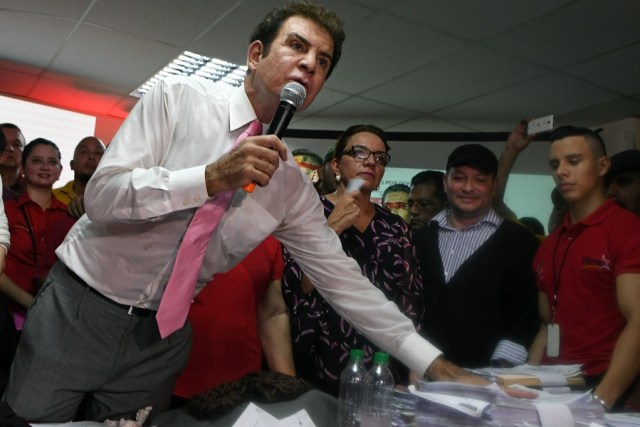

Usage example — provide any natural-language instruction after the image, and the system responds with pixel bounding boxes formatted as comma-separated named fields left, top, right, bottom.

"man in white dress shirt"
left=4, top=1, right=494, bottom=423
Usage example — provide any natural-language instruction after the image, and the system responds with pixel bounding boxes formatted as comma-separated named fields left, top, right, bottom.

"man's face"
left=383, top=190, right=410, bottom=223
left=71, top=137, right=105, bottom=179
left=549, top=136, right=607, bottom=205
left=408, top=182, right=445, bottom=231
left=248, top=16, right=334, bottom=114
left=444, top=165, right=496, bottom=221
left=608, top=171, right=640, bottom=216
left=0, top=127, right=26, bottom=169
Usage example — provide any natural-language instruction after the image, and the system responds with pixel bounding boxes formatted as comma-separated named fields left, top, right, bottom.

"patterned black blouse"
left=281, top=196, right=423, bottom=394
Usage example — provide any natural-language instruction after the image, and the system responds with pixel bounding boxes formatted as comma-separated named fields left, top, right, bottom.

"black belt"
left=65, top=265, right=156, bottom=317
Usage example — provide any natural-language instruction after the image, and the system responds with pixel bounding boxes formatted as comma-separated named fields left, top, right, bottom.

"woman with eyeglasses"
left=282, top=124, right=423, bottom=396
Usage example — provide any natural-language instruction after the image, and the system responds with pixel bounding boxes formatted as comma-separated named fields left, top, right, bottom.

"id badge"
left=547, top=323, right=560, bottom=357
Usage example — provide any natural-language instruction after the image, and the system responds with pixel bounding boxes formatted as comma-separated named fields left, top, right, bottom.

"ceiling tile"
left=387, top=0, right=572, bottom=40
left=49, top=24, right=183, bottom=93
left=0, top=67, right=39, bottom=97
left=361, top=46, right=548, bottom=113
left=0, top=12, right=76, bottom=67
left=485, top=0, right=640, bottom=67
left=294, top=97, right=417, bottom=130
left=0, top=0, right=91, bottom=19
left=327, top=12, right=467, bottom=93
left=29, top=77, right=122, bottom=116
left=85, top=0, right=240, bottom=47
left=433, top=73, right=619, bottom=122
left=292, top=87, right=352, bottom=118
left=557, top=97, right=640, bottom=128
left=566, top=42, right=640, bottom=95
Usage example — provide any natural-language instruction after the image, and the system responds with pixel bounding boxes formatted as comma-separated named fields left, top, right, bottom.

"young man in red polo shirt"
left=529, top=126, right=640, bottom=412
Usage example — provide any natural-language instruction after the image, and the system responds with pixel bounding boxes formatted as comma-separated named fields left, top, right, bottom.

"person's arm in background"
left=0, top=273, right=33, bottom=310
left=528, top=292, right=551, bottom=364
left=494, top=119, right=534, bottom=218
left=592, top=273, right=640, bottom=409
left=258, top=278, right=296, bottom=376
left=491, top=230, right=540, bottom=367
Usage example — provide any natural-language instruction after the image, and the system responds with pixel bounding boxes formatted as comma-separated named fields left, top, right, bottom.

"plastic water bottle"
left=338, top=348, right=366, bottom=427
left=360, top=351, right=394, bottom=427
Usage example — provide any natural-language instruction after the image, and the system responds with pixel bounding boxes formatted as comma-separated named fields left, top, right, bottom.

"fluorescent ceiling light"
left=131, top=51, right=247, bottom=98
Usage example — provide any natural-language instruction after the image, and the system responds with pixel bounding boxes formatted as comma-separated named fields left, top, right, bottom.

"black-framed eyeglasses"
left=343, top=145, right=390, bottom=166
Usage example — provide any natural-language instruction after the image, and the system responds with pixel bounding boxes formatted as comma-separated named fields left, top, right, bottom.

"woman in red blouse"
left=0, top=138, right=76, bottom=329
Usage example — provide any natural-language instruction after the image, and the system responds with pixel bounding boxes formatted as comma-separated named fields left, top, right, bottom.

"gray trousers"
left=3, top=262, right=192, bottom=423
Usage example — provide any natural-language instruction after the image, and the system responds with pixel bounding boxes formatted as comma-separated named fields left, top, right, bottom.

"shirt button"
left=193, top=196, right=201, bottom=203
left=182, top=199, right=189, bottom=207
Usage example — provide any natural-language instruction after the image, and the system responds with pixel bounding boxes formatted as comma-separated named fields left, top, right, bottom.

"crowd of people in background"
left=0, top=1, right=639, bottom=424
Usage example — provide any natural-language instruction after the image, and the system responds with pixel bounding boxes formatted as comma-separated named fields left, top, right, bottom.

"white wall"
left=0, top=94, right=96, bottom=186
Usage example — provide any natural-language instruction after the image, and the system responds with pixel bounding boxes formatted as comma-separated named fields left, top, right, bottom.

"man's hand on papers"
left=425, top=357, right=538, bottom=399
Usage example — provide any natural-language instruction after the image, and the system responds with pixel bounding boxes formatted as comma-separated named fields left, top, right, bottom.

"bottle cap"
left=350, top=349, right=364, bottom=360
left=374, top=351, right=389, bottom=364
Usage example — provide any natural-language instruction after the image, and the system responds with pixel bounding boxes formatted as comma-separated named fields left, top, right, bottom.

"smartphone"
left=527, top=115, right=554, bottom=134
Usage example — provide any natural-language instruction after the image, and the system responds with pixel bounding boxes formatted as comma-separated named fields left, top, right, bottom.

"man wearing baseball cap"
left=414, top=144, right=539, bottom=368
left=607, top=149, right=640, bottom=216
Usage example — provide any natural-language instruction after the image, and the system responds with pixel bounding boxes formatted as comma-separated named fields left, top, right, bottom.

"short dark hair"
left=382, top=184, right=409, bottom=205
left=22, top=138, right=61, bottom=168
left=0, top=123, right=22, bottom=132
left=334, top=124, right=390, bottom=160
left=519, top=216, right=545, bottom=236
left=410, top=170, right=446, bottom=203
left=250, top=0, right=345, bottom=79
left=549, top=125, right=607, bottom=157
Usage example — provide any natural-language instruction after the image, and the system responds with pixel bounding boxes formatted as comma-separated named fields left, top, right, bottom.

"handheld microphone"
left=243, top=81, right=307, bottom=193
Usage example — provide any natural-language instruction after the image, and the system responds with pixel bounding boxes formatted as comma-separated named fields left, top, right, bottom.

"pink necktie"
left=156, top=120, right=263, bottom=338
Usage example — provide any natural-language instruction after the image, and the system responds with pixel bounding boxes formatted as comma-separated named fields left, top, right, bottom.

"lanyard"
left=550, top=228, right=581, bottom=323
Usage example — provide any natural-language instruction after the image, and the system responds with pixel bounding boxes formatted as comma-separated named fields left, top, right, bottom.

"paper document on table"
left=471, top=364, right=584, bottom=388
left=279, top=409, right=316, bottom=427
left=408, top=385, right=491, bottom=417
left=231, top=403, right=315, bottom=427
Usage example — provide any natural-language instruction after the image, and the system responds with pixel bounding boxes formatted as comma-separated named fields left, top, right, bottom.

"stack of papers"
left=408, top=381, right=604, bottom=426
left=470, top=364, right=585, bottom=389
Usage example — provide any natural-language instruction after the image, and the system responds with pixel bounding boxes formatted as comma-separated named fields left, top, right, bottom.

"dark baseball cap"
left=608, top=149, right=640, bottom=177
left=446, top=144, right=498, bottom=176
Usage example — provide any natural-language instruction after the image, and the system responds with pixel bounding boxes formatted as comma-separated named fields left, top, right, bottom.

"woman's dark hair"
left=334, top=124, right=390, bottom=159
left=22, top=138, right=61, bottom=168
left=250, top=0, right=345, bottom=79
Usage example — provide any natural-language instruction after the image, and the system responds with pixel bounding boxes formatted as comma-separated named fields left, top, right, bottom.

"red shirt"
left=534, top=199, right=640, bottom=375
left=4, top=192, right=76, bottom=298
left=174, top=236, right=284, bottom=397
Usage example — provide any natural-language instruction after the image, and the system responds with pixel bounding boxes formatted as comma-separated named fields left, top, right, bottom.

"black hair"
left=519, top=216, right=545, bottom=236
left=549, top=125, right=607, bottom=157
left=250, top=0, right=345, bottom=79
left=334, top=124, right=390, bottom=160
left=410, top=170, right=446, bottom=203
left=0, top=123, right=22, bottom=132
left=22, top=138, right=61, bottom=168
left=382, top=184, right=410, bottom=204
